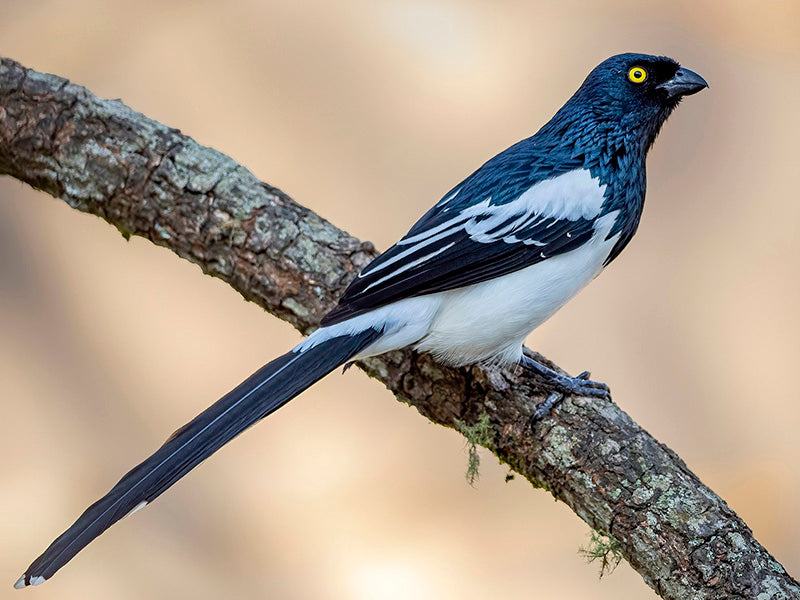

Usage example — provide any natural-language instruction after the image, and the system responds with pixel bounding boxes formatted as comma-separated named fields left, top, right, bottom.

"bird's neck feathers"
left=539, top=91, right=677, bottom=173
left=532, top=89, right=677, bottom=267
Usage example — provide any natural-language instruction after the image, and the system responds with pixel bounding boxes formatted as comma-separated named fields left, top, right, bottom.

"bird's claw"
left=519, top=356, right=611, bottom=429
left=531, top=391, right=564, bottom=426
left=551, top=372, right=610, bottom=399
left=530, top=374, right=611, bottom=427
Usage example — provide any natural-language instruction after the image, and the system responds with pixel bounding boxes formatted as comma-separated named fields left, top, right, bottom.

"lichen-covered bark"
left=0, top=57, right=796, bottom=600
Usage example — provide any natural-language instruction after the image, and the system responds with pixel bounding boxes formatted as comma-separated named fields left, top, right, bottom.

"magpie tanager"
left=15, top=53, right=707, bottom=588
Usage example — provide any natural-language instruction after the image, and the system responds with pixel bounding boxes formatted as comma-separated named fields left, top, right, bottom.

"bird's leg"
left=519, top=354, right=611, bottom=401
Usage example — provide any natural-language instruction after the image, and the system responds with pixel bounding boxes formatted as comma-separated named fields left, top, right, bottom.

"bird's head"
left=551, top=53, right=708, bottom=156
left=580, top=53, right=707, bottom=108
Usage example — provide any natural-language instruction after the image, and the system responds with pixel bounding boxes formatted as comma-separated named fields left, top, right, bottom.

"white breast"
left=414, top=210, right=620, bottom=366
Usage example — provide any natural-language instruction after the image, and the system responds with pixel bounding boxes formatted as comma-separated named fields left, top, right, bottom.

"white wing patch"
left=359, top=224, right=461, bottom=277
left=437, top=187, right=461, bottom=210
left=464, top=169, right=605, bottom=242
left=516, top=168, right=606, bottom=220
left=362, top=169, right=606, bottom=280
left=362, top=241, right=456, bottom=292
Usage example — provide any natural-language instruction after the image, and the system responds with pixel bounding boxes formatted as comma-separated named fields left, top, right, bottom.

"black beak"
left=657, top=67, right=708, bottom=99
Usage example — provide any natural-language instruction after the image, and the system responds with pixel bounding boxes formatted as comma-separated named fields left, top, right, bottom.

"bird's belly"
left=416, top=225, right=620, bottom=366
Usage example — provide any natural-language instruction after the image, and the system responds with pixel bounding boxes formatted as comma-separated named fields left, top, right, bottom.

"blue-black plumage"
left=323, top=54, right=706, bottom=323
left=16, top=52, right=706, bottom=588
left=15, top=328, right=383, bottom=588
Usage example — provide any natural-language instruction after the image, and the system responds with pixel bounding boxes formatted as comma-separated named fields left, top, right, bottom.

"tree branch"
left=1, top=57, right=796, bottom=600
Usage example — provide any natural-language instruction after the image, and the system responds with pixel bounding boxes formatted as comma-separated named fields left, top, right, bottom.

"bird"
left=15, top=52, right=707, bottom=588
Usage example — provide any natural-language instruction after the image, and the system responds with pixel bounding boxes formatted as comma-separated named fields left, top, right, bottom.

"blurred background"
left=1, top=1, right=798, bottom=598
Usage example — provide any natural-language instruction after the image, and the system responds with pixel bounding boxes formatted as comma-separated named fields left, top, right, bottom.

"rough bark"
left=0, top=57, right=796, bottom=600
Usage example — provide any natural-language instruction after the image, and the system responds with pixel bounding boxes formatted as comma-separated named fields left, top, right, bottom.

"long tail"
left=15, top=327, right=382, bottom=589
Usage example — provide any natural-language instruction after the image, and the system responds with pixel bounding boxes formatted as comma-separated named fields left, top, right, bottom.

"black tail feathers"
left=16, top=327, right=382, bottom=588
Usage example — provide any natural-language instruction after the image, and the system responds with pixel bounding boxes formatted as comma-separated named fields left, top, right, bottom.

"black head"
left=579, top=53, right=706, bottom=109
left=550, top=53, right=708, bottom=155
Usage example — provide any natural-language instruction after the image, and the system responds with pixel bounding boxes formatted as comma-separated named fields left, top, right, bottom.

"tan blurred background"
left=1, top=1, right=799, bottom=598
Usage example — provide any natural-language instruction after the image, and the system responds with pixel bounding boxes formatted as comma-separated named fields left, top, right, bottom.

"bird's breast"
left=416, top=211, right=621, bottom=366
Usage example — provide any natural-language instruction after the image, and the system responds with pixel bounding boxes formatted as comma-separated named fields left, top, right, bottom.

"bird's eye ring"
left=628, top=66, right=647, bottom=83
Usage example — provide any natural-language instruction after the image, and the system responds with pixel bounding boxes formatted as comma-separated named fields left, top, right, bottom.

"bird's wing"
left=322, top=168, right=607, bottom=325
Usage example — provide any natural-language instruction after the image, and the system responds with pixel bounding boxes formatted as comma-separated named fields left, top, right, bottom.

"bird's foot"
left=520, top=355, right=610, bottom=400
left=520, top=356, right=611, bottom=428
left=551, top=369, right=611, bottom=399
left=531, top=391, right=564, bottom=426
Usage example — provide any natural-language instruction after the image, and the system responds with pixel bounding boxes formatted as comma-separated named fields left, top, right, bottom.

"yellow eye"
left=628, top=66, right=647, bottom=83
